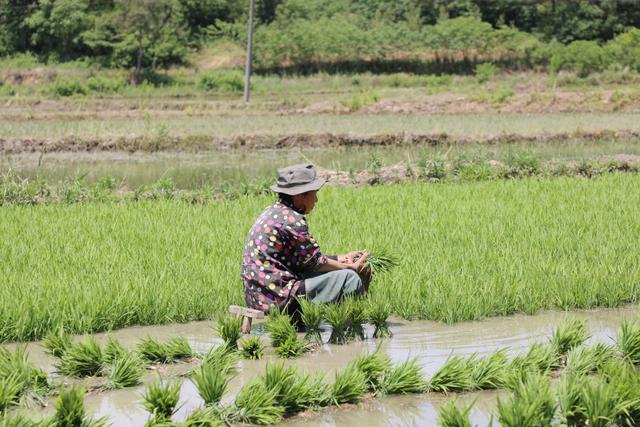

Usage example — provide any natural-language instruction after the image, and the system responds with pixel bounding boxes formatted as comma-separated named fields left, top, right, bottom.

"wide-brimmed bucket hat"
left=270, top=163, right=326, bottom=195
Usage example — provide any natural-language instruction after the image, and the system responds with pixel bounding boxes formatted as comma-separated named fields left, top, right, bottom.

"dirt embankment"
left=2, top=129, right=639, bottom=154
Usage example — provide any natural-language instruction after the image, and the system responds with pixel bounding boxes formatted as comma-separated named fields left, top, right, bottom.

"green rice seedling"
left=564, top=343, right=616, bottom=377
left=191, top=362, right=233, bottom=407
left=261, top=362, right=329, bottom=413
left=0, top=347, right=48, bottom=408
left=507, top=343, right=559, bottom=378
left=324, top=302, right=351, bottom=345
left=0, top=414, right=40, bottom=427
left=53, top=386, right=108, bottom=427
left=378, top=358, right=426, bottom=395
left=274, top=335, right=309, bottom=359
left=239, top=336, right=264, bottom=360
left=551, top=318, right=590, bottom=356
left=437, top=399, right=474, bottom=427
left=43, top=327, right=72, bottom=359
left=0, top=374, right=22, bottom=412
left=103, top=351, right=144, bottom=389
left=353, top=346, right=392, bottom=391
left=231, top=381, right=285, bottom=425
left=496, top=371, right=556, bottom=427
left=298, top=298, right=323, bottom=344
left=617, top=320, right=640, bottom=365
left=330, top=361, right=368, bottom=405
left=470, top=350, right=508, bottom=390
left=137, top=337, right=168, bottom=363
left=578, top=377, right=632, bottom=427
left=600, top=359, right=640, bottom=425
left=200, top=346, right=237, bottom=374
left=345, top=297, right=367, bottom=341
left=165, top=337, right=195, bottom=361
left=103, top=337, right=127, bottom=365
left=180, top=406, right=225, bottom=427
left=366, top=299, right=393, bottom=338
left=265, top=311, right=296, bottom=349
left=558, top=370, right=590, bottom=426
left=359, top=251, right=399, bottom=276
left=143, top=380, right=182, bottom=422
left=427, top=355, right=475, bottom=393
left=216, top=315, right=242, bottom=351
left=57, top=338, right=104, bottom=378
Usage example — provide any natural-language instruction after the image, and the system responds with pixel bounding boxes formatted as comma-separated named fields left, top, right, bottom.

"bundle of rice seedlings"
left=103, top=337, right=127, bottom=365
left=274, top=335, right=309, bottom=359
left=507, top=343, right=559, bottom=378
left=103, top=351, right=144, bottom=389
left=230, top=381, right=285, bottom=425
left=600, top=359, right=640, bottom=426
left=0, top=374, right=22, bottom=412
left=0, top=414, right=39, bottom=427
left=165, top=337, right=195, bottom=361
left=330, top=361, right=368, bottom=405
left=0, top=347, right=48, bottom=407
left=496, top=371, right=556, bottom=427
left=578, top=377, right=632, bottom=427
left=298, top=298, right=323, bottom=344
left=345, top=298, right=367, bottom=341
left=201, top=346, right=237, bottom=374
left=352, top=346, right=392, bottom=391
left=471, top=350, right=508, bottom=390
left=53, top=386, right=108, bottom=427
left=617, top=320, right=640, bottom=365
left=143, top=380, right=182, bottom=422
left=427, top=355, right=475, bottom=393
left=265, top=312, right=296, bottom=349
left=57, top=338, right=104, bottom=378
left=324, top=302, right=351, bottom=345
left=437, top=399, right=473, bottom=427
left=239, top=336, right=264, bottom=360
left=137, top=337, right=168, bottom=363
left=366, top=299, right=393, bottom=339
left=43, top=327, right=72, bottom=359
left=358, top=251, right=399, bottom=276
left=192, top=362, right=234, bottom=407
left=557, top=371, right=587, bottom=426
left=564, top=343, right=616, bottom=377
left=378, top=358, right=426, bottom=395
left=181, top=406, right=225, bottom=427
left=216, top=315, right=242, bottom=351
left=550, top=318, right=590, bottom=356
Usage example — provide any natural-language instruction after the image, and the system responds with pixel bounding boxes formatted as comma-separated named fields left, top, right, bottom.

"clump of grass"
left=53, top=386, right=108, bottom=427
left=216, top=314, right=242, bottom=351
left=239, top=336, right=264, bottom=360
left=57, top=337, right=104, bottom=378
left=143, top=380, right=182, bottom=422
left=345, top=298, right=367, bottom=341
left=330, top=362, right=368, bottom=405
left=617, top=320, right=640, bottom=365
left=265, top=310, right=297, bottom=348
left=471, top=350, right=508, bottom=390
left=427, top=355, right=475, bottom=393
left=43, top=327, right=72, bottom=359
left=192, top=362, right=234, bottom=407
left=137, top=336, right=194, bottom=363
left=274, top=335, right=309, bottom=359
left=378, top=358, right=425, bottom=395
left=324, top=302, right=351, bottom=345
left=437, top=399, right=474, bottom=427
left=353, top=346, right=392, bottom=391
left=366, top=299, right=393, bottom=338
left=230, top=381, right=285, bottom=425
left=551, top=318, right=590, bottom=356
left=103, top=337, right=127, bottom=364
left=358, top=251, right=399, bottom=275
left=298, top=298, right=324, bottom=344
left=103, top=351, right=144, bottom=389
left=496, top=371, right=556, bottom=427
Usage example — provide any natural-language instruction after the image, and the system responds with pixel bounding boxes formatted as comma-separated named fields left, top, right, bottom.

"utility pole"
left=244, top=0, right=255, bottom=103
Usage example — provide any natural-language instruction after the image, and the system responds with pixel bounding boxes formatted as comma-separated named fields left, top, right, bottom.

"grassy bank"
left=1, top=174, right=639, bottom=342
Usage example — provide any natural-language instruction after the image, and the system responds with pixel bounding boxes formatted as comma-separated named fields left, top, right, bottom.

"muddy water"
left=2, top=137, right=640, bottom=188
left=8, top=305, right=639, bottom=426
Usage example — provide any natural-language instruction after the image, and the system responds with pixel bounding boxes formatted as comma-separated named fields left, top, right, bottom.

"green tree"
left=110, top=0, right=188, bottom=84
left=0, top=0, right=37, bottom=56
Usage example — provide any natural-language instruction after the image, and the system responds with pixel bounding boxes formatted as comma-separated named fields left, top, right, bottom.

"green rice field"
left=1, top=173, right=639, bottom=343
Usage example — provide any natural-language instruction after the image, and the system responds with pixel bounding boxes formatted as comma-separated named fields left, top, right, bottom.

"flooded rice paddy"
left=9, top=305, right=638, bottom=426
left=2, top=137, right=640, bottom=188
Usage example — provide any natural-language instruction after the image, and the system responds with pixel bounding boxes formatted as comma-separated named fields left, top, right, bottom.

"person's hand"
left=338, top=250, right=362, bottom=263
left=349, top=251, right=369, bottom=273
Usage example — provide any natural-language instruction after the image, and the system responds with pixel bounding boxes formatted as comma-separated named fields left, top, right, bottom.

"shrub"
left=606, top=28, right=640, bottom=72
left=198, top=72, right=244, bottom=93
left=551, top=41, right=608, bottom=78
left=49, top=79, right=87, bottom=97
left=475, top=63, right=496, bottom=83
left=86, top=76, right=126, bottom=93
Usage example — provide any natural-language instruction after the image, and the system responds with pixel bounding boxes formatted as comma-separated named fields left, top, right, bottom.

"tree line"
left=1, top=0, right=639, bottom=80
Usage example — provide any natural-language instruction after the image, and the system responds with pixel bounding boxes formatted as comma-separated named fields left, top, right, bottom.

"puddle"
left=6, top=305, right=638, bottom=426
left=2, top=137, right=640, bottom=188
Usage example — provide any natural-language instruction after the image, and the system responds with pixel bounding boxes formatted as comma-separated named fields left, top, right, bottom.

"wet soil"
left=6, top=305, right=638, bottom=426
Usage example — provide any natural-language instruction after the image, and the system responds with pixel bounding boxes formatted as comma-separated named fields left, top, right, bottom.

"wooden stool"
left=228, top=305, right=264, bottom=334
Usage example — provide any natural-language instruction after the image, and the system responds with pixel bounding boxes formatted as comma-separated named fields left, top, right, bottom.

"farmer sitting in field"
left=241, top=163, right=370, bottom=314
